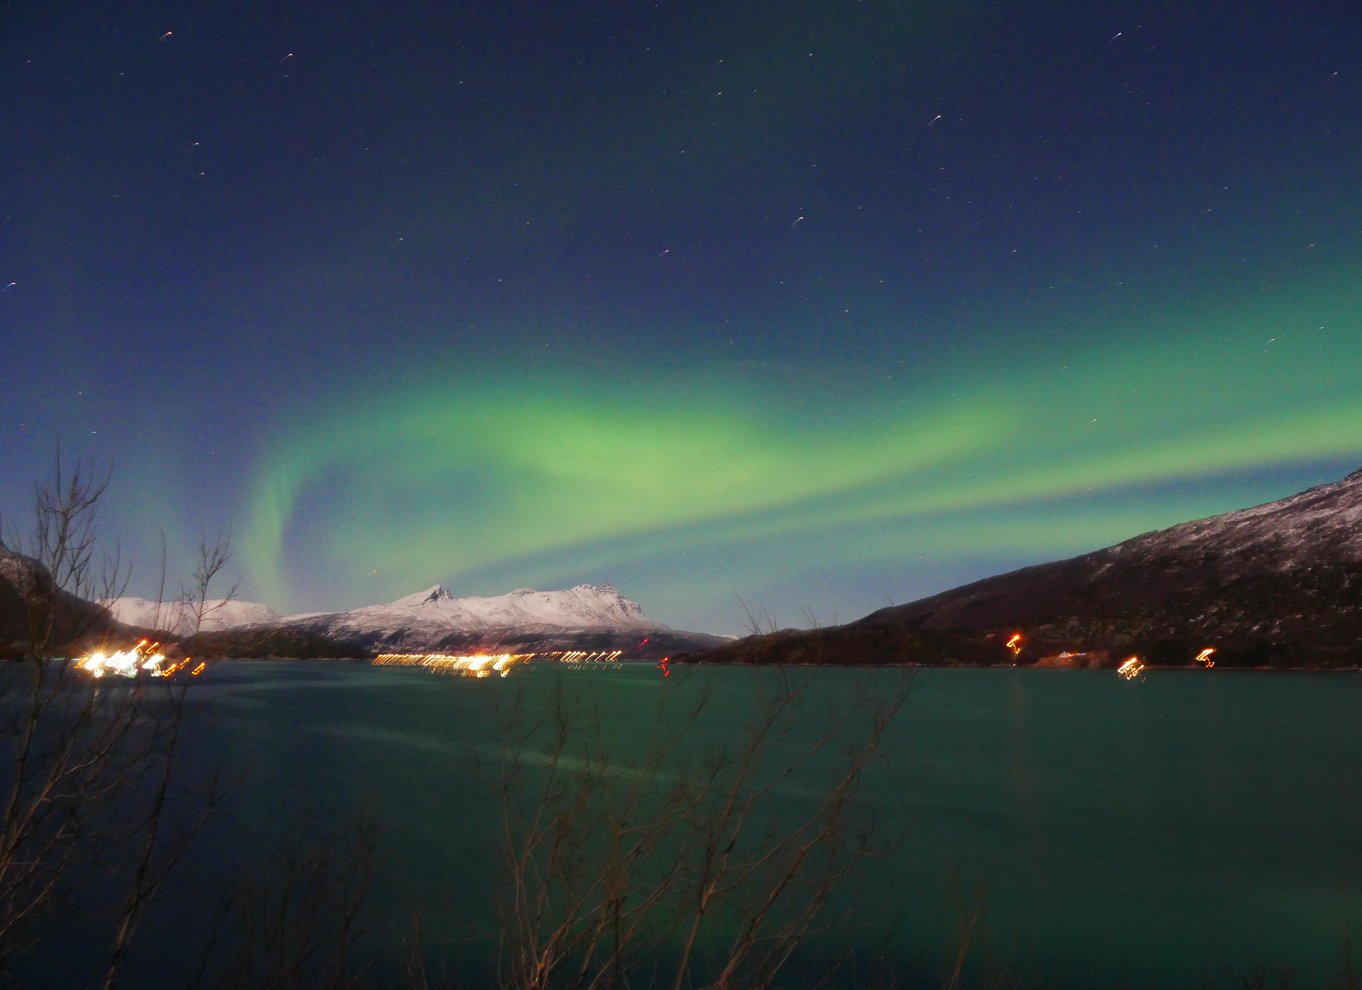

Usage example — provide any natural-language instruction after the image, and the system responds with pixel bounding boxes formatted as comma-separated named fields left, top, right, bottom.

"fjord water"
left=116, top=664, right=1362, bottom=985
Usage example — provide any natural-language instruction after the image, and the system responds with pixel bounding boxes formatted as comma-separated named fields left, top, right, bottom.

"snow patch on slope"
left=1100, top=468, right=1362, bottom=573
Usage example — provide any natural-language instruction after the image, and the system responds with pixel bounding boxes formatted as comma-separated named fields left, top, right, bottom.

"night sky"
left=3, top=2, right=1360, bottom=634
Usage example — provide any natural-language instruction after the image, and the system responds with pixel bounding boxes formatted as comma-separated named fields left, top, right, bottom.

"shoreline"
left=169, top=656, right=1362, bottom=673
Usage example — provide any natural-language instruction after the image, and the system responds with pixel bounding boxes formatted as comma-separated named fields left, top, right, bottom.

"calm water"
left=27, top=662, right=1362, bottom=987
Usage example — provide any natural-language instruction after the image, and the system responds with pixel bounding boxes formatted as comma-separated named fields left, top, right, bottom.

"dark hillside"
left=684, top=468, right=1362, bottom=668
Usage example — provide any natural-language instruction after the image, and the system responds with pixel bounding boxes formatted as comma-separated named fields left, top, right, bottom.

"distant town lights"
left=77, top=639, right=205, bottom=679
left=373, top=650, right=624, bottom=678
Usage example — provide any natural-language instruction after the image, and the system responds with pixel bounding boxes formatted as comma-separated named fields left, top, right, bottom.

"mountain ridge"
left=110, top=582, right=723, bottom=660
left=683, top=467, right=1362, bottom=668
left=108, top=597, right=282, bottom=635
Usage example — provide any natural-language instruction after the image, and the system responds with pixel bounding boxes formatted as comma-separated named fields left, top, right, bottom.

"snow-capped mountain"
left=374, top=583, right=655, bottom=631
left=111, top=583, right=656, bottom=638
left=300, top=583, right=661, bottom=650
left=174, top=582, right=725, bottom=659
left=5, top=552, right=723, bottom=660
left=109, top=597, right=281, bottom=635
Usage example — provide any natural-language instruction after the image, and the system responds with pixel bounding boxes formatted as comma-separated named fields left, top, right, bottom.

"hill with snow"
left=286, top=583, right=685, bottom=655
left=369, top=583, right=656, bottom=632
left=685, top=467, right=1362, bottom=668
left=170, top=582, right=723, bottom=659
left=863, top=466, right=1362, bottom=643
left=109, top=597, right=281, bottom=635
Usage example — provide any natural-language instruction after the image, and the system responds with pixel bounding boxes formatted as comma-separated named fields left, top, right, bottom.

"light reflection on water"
left=24, top=662, right=1361, bottom=987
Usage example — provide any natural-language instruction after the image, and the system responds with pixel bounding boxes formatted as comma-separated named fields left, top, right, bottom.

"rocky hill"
left=685, top=467, right=1362, bottom=668
left=0, top=544, right=124, bottom=658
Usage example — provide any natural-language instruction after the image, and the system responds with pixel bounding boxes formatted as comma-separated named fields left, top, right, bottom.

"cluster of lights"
left=374, top=650, right=625, bottom=679
left=1116, top=645, right=1218, bottom=682
left=374, top=652, right=531, bottom=678
left=77, top=640, right=205, bottom=679
left=1005, top=632, right=1023, bottom=658
left=1117, top=656, right=1146, bottom=681
left=552, top=650, right=624, bottom=663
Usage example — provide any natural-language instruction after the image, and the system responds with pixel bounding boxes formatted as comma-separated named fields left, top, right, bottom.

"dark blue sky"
left=3, top=2, right=1360, bottom=633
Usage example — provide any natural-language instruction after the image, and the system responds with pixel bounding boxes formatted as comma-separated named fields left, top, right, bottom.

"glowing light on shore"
left=374, top=652, right=529, bottom=678
left=77, top=640, right=204, bottom=679
left=1195, top=647, right=1216, bottom=668
left=1117, top=656, right=1145, bottom=681
left=1006, top=633, right=1023, bottom=658
left=374, top=650, right=624, bottom=678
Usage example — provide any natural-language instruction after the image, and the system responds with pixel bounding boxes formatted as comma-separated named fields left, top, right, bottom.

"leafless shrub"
left=939, top=882, right=1029, bottom=990
left=492, top=665, right=911, bottom=990
left=174, top=528, right=241, bottom=640
left=191, top=814, right=381, bottom=990
left=735, top=595, right=779, bottom=637
left=2, top=449, right=126, bottom=659
left=0, top=662, right=219, bottom=986
left=0, top=455, right=222, bottom=987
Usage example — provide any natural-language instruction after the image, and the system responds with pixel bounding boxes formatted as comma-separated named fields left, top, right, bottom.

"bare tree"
left=179, top=528, right=239, bottom=638
left=491, top=666, right=910, bottom=990
left=735, top=594, right=779, bottom=637
left=100, top=684, right=226, bottom=990
left=2, top=448, right=126, bottom=659
left=188, top=813, right=380, bottom=990
left=0, top=456, right=218, bottom=987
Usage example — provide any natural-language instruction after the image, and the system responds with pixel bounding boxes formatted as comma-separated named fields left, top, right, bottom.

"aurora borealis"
left=3, top=3, right=1361, bottom=633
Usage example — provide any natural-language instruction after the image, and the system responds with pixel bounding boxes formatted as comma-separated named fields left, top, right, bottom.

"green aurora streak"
left=240, top=272, right=1362, bottom=616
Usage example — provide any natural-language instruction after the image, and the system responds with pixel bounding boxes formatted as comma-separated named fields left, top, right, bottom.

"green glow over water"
left=76, top=662, right=1362, bottom=989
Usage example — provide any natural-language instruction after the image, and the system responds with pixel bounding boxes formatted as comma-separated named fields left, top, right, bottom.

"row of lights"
left=1008, top=632, right=1216, bottom=681
left=77, top=639, right=206, bottom=679
left=374, top=650, right=626, bottom=678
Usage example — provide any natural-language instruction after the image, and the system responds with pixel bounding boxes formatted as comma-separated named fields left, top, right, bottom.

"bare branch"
left=179, top=529, right=238, bottom=638
left=491, top=667, right=910, bottom=989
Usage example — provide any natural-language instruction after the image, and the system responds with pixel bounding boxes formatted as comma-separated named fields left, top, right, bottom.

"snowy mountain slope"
left=1096, top=467, right=1362, bottom=572
left=685, top=467, right=1362, bottom=668
left=371, top=583, right=655, bottom=631
left=858, top=466, right=1362, bottom=635
left=113, top=583, right=657, bottom=637
left=169, top=582, right=722, bottom=659
left=109, top=597, right=281, bottom=635
left=300, top=583, right=664, bottom=651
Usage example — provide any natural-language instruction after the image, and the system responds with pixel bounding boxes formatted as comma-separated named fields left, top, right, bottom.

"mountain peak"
left=378, top=582, right=655, bottom=629
left=575, top=582, right=618, bottom=595
left=392, top=585, right=455, bottom=607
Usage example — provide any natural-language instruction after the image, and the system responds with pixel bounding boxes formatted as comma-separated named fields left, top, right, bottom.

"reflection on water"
left=373, top=650, right=627, bottom=677
left=15, top=663, right=1360, bottom=987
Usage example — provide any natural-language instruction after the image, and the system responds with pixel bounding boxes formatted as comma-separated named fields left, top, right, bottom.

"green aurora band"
left=240, top=274, right=1362, bottom=619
